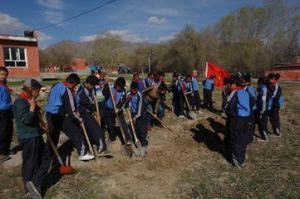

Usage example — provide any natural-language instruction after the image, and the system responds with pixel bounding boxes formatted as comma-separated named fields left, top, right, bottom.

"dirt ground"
left=0, top=81, right=299, bottom=199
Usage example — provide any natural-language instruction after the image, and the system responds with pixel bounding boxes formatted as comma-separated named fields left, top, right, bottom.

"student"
left=0, top=67, right=13, bottom=162
left=131, top=72, right=145, bottom=91
left=13, top=79, right=50, bottom=199
left=154, top=82, right=168, bottom=127
left=76, top=75, right=112, bottom=157
left=168, top=72, right=180, bottom=116
left=158, top=71, right=165, bottom=84
left=191, top=70, right=201, bottom=112
left=94, top=71, right=108, bottom=128
left=267, top=73, right=283, bottom=136
left=241, top=73, right=256, bottom=145
left=184, top=74, right=193, bottom=110
left=94, top=71, right=108, bottom=100
left=45, top=73, right=94, bottom=161
left=224, top=75, right=250, bottom=168
left=144, top=72, right=154, bottom=88
left=202, top=75, right=215, bottom=109
left=153, top=72, right=162, bottom=86
left=102, top=77, right=132, bottom=145
left=144, top=82, right=167, bottom=128
left=126, top=82, right=148, bottom=156
left=177, top=74, right=187, bottom=118
left=256, top=77, right=271, bottom=141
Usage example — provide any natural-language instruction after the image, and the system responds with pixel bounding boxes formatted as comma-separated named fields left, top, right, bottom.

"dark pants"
left=156, top=101, right=165, bottom=121
left=129, top=115, right=148, bottom=147
left=258, top=111, right=268, bottom=139
left=186, top=94, right=193, bottom=112
left=192, top=91, right=201, bottom=111
left=203, top=89, right=213, bottom=109
left=268, top=108, right=280, bottom=133
left=46, top=113, right=85, bottom=155
left=229, top=117, right=249, bottom=165
left=81, top=113, right=106, bottom=151
left=247, top=113, right=255, bottom=144
left=104, top=108, right=131, bottom=144
left=0, top=110, right=13, bottom=155
left=178, top=93, right=185, bottom=116
left=224, top=118, right=231, bottom=154
left=19, top=136, right=51, bottom=192
left=222, top=96, right=227, bottom=111
left=98, top=101, right=107, bottom=130
left=172, top=92, right=180, bottom=116
left=145, top=99, right=152, bottom=127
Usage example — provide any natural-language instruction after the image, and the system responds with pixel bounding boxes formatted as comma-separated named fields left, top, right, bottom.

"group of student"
left=0, top=65, right=283, bottom=198
left=0, top=66, right=177, bottom=198
left=221, top=72, right=283, bottom=168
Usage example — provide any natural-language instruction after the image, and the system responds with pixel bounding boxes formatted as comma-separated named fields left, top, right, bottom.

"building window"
left=3, top=47, right=27, bottom=67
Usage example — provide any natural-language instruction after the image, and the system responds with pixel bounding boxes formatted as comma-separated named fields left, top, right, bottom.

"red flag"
left=206, top=62, right=231, bottom=88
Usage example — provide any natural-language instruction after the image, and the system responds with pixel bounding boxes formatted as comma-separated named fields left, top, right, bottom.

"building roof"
left=0, top=34, right=37, bottom=42
left=272, top=64, right=300, bottom=70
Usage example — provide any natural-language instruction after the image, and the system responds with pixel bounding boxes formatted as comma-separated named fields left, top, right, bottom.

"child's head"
left=268, top=73, right=278, bottom=84
left=158, top=82, right=168, bottom=94
left=99, top=72, right=105, bottom=79
left=130, top=82, right=139, bottom=95
left=228, top=75, right=242, bottom=91
left=223, top=77, right=229, bottom=86
left=192, top=70, right=197, bottom=77
left=186, top=74, right=192, bottom=82
left=241, top=72, right=251, bottom=85
left=22, top=79, right=43, bottom=98
left=133, top=72, right=140, bottom=81
left=66, top=73, right=80, bottom=90
left=154, top=72, right=160, bottom=81
left=85, top=75, right=99, bottom=90
left=172, top=71, right=178, bottom=80
left=158, top=71, right=165, bottom=81
left=0, top=67, right=9, bottom=81
left=115, top=77, right=126, bottom=90
left=148, top=72, right=153, bottom=79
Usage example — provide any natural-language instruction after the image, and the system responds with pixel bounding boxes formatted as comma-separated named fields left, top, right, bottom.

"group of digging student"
left=0, top=65, right=283, bottom=198
left=221, top=72, right=283, bottom=168
left=0, top=66, right=182, bottom=198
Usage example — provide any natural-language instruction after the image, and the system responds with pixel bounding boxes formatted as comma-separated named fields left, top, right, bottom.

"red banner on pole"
left=206, top=62, right=231, bottom=88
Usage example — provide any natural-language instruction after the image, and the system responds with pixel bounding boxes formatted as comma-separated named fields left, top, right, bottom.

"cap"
left=23, top=79, right=43, bottom=89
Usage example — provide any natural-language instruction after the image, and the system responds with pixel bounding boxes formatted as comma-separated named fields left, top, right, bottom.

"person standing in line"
left=0, top=67, right=13, bottom=163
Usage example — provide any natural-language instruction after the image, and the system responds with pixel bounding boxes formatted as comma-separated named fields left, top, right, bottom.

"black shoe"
left=26, top=181, right=42, bottom=199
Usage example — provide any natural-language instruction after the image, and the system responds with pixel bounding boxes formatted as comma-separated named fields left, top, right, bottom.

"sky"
left=0, top=0, right=295, bottom=48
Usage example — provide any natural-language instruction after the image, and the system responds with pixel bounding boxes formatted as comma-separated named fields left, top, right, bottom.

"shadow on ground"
left=43, top=139, right=74, bottom=196
left=190, top=117, right=230, bottom=162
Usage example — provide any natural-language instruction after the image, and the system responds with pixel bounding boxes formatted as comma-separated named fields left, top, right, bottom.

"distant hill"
left=43, top=40, right=149, bottom=58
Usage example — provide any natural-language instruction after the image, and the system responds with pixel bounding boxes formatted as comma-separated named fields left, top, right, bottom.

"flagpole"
left=205, top=62, right=208, bottom=78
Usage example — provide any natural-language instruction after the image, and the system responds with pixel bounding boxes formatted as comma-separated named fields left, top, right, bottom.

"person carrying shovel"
left=76, top=75, right=112, bottom=157
left=13, top=79, right=50, bottom=199
left=125, top=82, right=149, bottom=156
left=102, top=77, right=133, bottom=149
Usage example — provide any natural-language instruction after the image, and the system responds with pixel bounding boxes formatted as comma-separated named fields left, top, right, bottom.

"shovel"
left=178, top=80, right=196, bottom=119
left=147, top=110, right=179, bottom=137
left=37, top=110, right=76, bottom=175
left=108, top=83, right=133, bottom=157
left=80, top=122, right=97, bottom=161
